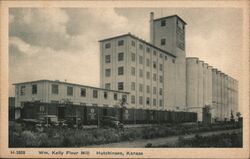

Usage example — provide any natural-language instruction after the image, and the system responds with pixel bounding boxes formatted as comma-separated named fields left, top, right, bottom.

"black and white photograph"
left=1, top=1, right=249, bottom=158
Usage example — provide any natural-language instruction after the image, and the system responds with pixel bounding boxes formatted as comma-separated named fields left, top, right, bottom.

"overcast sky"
left=9, top=8, right=243, bottom=98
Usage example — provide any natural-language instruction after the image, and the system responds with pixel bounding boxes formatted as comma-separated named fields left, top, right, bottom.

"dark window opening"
left=118, top=40, right=124, bottom=46
left=104, top=91, right=108, bottom=99
left=20, top=86, right=26, bottom=95
left=146, top=98, right=150, bottom=105
left=32, top=84, right=37, bottom=94
left=105, top=69, right=111, bottom=77
left=105, top=43, right=111, bottom=49
left=52, top=84, right=58, bottom=94
left=105, top=55, right=111, bottom=63
left=161, top=20, right=166, bottom=26
left=81, top=88, right=86, bottom=97
left=114, top=93, right=118, bottom=100
left=118, top=82, right=124, bottom=90
left=118, top=52, right=124, bottom=61
left=67, top=86, right=73, bottom=96
left=118, top=67, right=124, bottom=75
left=93, top=90, right=98, bottom=98
left=105, top=83, right=111, bottom=89
left=161, top=39, right=166, bottom=45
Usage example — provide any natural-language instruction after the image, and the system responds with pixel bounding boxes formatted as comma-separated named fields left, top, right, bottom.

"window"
left=172, top=59, right=175, bottom=63
left=93, top=90, right=98, bottom=98
left=139, top=56, right=143, bottom=64
left=159, top=88, right=163, bottom=95
left=153, top=87, right=157, bottom=95
left=104, top=91, right=108, bottom=99
left=153, top=50, right=157, bottom=56
left=139, top=84, right=143, bottom=92
left=51, top=84, right=58, bottom=94
left=80, top=88, right=86, bottom=97
left=131, top=67, right=136, bottom=76
left=113, top=93, right=118, bottom=100
left=146, top=71, right=150, bottom=79
left=131, top=82, right=136, bottom=91
left=105, top=55, right=111, bottom=63
left=39, top=106, right=45, bottom=112
left=105, top=43, right=111, bottom=49
left=165, top=56, right=168, bottom=60
left=131, top=40, right=135, bottom=46
left=67, top=86, right=73, bottom=96
left=118, top=82, right=124, bottom=90
left=122, top=95, right=127, bottom=102
left=139, top=96, right=143, bottom=105
left=105, top=83, right=111, bottom=89
left=159, top=100, right=163, bottom=107
left=159, top=75, right=163, bottom=83
left=146, top=85, right=150, bottom=93
left=105, top=69, right=111, bottom=77
left=153, top=99, right=157, bottom=106
left=20, top=86, right=25, bottom=95
left=159, top=64, right=163, bottom=71
left=131, top=52, right=136, bottom=62
left=139, top=69, right=143, bottom=78
left=161, top=39, right=166, bottom=45
left=118, top=67, right=124, bottom=75
left=146, top=47, right=150, bottom=52
left=153, top=61, right=157, bottom=69
left=139, top=44, right=143, bottom=50
left=146, top=59, right=150, bottom=67
left=118, top=40, right=124, bottom=46
left=118, top=52, right=124, bottom=61
left=32, top=84, right=37, bottom=94
left=146, top=97, right=150, bottom=105
left=161, top=20, right=166, bottom=26
left=160, top=54, right=163, bottom=58
left=153, top=73, right=157, bottom=81
left=131, top=95, right=135, bottom=104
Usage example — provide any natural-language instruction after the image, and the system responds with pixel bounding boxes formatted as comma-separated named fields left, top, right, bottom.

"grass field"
left=9, top=121, right=242, bottom=147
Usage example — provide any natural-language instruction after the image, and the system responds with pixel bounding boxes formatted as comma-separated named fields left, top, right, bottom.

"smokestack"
left=150, top=12, right=154, bottom=44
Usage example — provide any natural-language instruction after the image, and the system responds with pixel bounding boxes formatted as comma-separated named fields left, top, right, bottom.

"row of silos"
left=211, top=69, right=238, bottom=121
left=186, top=58, right=212, bottom=121
left=187, top=57, right=238, bottom=122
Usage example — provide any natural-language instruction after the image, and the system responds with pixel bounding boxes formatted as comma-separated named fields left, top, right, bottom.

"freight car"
left=19, top=102, right=197, bottom=126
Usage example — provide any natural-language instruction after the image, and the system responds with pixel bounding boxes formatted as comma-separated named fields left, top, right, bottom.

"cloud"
left=9, top=37, right=40, bottom=56
left=10, top=8, right=69, bottom=51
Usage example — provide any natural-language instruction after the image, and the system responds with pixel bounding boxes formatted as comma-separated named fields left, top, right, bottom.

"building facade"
left=99, top=34, right=177, bottom=111
left=14, top=80, right=129, bottom=118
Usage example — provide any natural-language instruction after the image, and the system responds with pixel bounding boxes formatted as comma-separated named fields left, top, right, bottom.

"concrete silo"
left=203, top=63, right=208, bottom=106
left=217, top=71, right=223, bottom=121
left=196, top=60, right=204, bottom=121
left=186, top=58, right=199, bottom=114
left=212, top=68, right=218, bottom=120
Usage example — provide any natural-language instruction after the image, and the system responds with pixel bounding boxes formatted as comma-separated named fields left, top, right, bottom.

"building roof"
left=186, top=57, right=199, bottom=60
left=153, top=15, right=187, bottom=25
left=99, top=33, right=176, bottom=58
left=13, top=80, right=130, bottom=94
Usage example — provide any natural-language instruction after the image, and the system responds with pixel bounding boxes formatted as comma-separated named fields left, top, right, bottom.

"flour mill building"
left=13, top=12, right=238, bottom=122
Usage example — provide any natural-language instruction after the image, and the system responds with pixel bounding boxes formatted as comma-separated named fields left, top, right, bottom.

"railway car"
left=20, top=102, right=197, bottom=126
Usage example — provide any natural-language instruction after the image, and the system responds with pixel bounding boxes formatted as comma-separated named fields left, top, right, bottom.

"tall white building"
left=99, top=12, right=238, bottom=121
